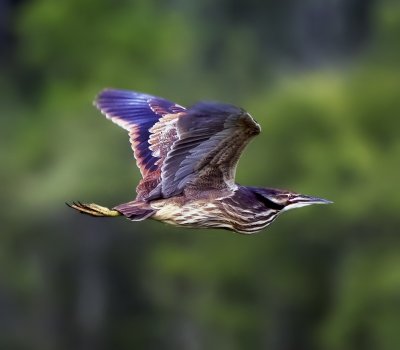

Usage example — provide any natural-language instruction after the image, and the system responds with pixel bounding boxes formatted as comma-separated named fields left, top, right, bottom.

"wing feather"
left=158, top=102, right=261, bottom=198
left=94, top=89, right=185, bottom=181
left=94, top=90, right=260, bottom=201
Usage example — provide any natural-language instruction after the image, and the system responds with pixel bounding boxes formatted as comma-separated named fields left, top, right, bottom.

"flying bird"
left=68, top=89, right=331, bottom=234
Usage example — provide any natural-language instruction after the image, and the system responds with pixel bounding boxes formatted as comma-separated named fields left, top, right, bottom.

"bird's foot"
left=66, top=201, right=121, bottom=217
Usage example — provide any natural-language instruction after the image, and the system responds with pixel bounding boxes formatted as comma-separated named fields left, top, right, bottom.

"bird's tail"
left=113, top=201, right=155, bottom=221
left=67, top=202, right=122, bottom=217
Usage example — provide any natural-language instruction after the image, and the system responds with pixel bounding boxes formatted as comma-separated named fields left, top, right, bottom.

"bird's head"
left=251, top=187, right=332, bottom=212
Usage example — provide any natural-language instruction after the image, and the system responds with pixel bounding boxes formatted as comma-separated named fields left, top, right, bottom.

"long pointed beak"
left=295, top=194, right=333, bottom=205
left=284, top=194, right=333, bottom=211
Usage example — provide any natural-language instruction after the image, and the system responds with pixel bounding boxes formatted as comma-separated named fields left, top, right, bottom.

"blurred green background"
left=1, top=0, right=400, bottom=349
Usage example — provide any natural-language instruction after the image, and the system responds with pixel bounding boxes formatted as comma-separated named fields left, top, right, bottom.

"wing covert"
left=159, top=102, right=261, bottom=198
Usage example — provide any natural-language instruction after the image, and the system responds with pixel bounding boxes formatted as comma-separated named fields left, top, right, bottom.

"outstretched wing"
left=158, top=102, right=261, bottom=198
left=94, top=89, right=185, bottom=179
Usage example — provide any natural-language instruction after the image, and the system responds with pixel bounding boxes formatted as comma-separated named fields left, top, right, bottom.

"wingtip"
left=93, top=88, right=113, bottom=107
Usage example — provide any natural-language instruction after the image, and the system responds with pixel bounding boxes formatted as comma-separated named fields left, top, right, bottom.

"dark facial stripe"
left=253, top=192, right=285, bottom=210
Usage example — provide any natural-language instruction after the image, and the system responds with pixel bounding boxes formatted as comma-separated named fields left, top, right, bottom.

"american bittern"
left=68, top=90, right=331, bottom=234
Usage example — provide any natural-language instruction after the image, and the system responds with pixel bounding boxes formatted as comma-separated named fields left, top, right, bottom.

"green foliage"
left=1, top=0, right=399, bottom=349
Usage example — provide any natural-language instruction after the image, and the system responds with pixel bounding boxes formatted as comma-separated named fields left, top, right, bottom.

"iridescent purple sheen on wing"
left=94, top=89, right=185, bottom=177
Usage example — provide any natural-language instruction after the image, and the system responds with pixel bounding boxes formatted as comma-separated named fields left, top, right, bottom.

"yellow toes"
left=66, top=202, right=121, bottom=217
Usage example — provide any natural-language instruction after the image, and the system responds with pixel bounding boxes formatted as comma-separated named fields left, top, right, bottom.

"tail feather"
left=114, top=201, right=155, bottom=221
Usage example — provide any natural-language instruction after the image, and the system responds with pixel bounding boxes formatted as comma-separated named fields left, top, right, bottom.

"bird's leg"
left=67, top=202, right=121, bottom=217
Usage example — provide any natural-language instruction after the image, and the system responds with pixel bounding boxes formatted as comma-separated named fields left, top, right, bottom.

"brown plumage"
left=68, top=89, right=331, bottom=234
